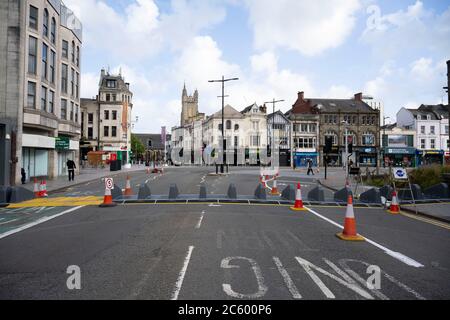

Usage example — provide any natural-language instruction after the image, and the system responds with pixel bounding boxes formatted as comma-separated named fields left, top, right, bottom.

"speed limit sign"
left=105, top=177, right=114, bottom=190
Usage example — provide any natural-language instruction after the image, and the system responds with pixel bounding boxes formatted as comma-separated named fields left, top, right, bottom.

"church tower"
left=181, top=83, right=200, bottom=126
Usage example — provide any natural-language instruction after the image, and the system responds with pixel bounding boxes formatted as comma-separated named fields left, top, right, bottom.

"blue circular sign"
left=396, top=169, right=405, bottom=177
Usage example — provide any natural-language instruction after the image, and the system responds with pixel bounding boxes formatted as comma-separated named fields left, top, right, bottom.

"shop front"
left=416, top=149, right=444, bottom=166
left=56, top=136, right=79, bottom=176
left=21, top=134, right=55, bottom=181
left=294, top=151, right=318, bottom=167
left=356, top=147, right=378, bottom=167
left=383, top=147, right=416, bottom=167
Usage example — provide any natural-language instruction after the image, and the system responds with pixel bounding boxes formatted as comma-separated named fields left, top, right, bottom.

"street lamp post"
left=382, top=116, right=390, bottom=168
left=342, top=120, right=349, bottom=179
left=264, top=98, right=284, bottom=169
left=208, top=76, right=239, bottom=173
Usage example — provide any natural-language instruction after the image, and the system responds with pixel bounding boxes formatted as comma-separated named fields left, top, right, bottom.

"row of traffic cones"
left=33, top=178, right=48, bottom=198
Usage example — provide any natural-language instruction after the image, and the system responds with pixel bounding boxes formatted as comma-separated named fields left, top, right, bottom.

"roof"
left=417, top=104, right=449, bottom=119
left=240, top=103, right=258, bottom=114
left=406, top=108, right=439, bottom=120
left=267, top=110, right=290, bottom=122
left=133, top=133, right=171, bottom=150
left=211, top=105, right=244, bottom=119
left=309, top=98, right=375, bottom=113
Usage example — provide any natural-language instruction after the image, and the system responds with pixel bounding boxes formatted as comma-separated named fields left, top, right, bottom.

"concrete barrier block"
left=308, top=185, right=325, bottom=202
left=138, top=183, right=151, bottom=199
left=111, top=184, right=123, bottom=200
left=359, top=188, right=382, bottom=204
left=8, top=186, right=34, bottom=203
left=334, top=187, right=352, bottom=202
left=424, top=183, right=450, bottom=199
left=169, top=184, right=179, bottom=199
left=379, top=185, right=393, bottom=200
left=254, top=184, right=267, bottom=200
left=199, top=183, right=207, bottom=199
left=227, top=183, right=237, bottom=199
left=0, top=186, right=11, bottom=203
left=281, top=184, right=295, bottom=201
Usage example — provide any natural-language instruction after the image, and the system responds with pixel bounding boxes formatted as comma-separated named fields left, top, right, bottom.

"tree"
left=131, top=134, right=145, bottom=160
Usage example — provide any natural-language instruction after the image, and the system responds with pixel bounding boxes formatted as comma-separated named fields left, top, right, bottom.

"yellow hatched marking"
left=7, top=196, right=103, bottom=208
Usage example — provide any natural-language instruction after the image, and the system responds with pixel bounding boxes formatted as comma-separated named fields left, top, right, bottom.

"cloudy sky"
left=65, top=0, right=450, bottom=133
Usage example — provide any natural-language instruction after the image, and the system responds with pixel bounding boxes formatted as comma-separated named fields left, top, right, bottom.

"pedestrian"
left=67, top=158, right=76, bottom=181
left=307, top=158, right=314, bottom=175
left=21, top=168, right=26, bottom=184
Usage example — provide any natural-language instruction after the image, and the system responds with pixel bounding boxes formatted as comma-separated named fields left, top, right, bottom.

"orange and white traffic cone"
left=33, top=178, right=40, bottom=198
left=99, top=188, right=117, bottom=207
left=42, top=179, right=48, bottom=197
left=336, top=194, right=364, bottom=241
left=290, top=183, right=306, bottom=211
left=389, top=190, right=400, bottom=214
left=270, top=176, right=280, bottom=195
left=38, top=179, right=48, bottom=197
left=124, top=175, right=133, bottom=196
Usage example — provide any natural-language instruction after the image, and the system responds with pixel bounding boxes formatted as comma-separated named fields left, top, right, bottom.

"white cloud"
left=245, top=0, right=361, bottom=56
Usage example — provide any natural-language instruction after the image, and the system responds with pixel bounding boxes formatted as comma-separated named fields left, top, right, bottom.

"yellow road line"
left=399, top=211, right=450, bottom=230
left=7, top=196, right=103, bottom=208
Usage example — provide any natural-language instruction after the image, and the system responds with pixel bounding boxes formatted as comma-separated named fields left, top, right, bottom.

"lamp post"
left=264, top=99, right=284, bottom=169
left=382, top=116, right=390, bottom=168
left=208, top=76, right=239, bottom=173
left=342, top=120, right=349, bottom=179
left=444, top=60, right=449, bottom=160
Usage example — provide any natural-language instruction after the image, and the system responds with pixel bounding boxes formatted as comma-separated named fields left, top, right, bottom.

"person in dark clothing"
left=307, top=158, right=314, bottom=175
left=21, top=168, right=26, bottom=184
left=67, top=159, right=76, bottom=181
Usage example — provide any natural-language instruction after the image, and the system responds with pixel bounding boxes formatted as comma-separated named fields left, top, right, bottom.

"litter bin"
left=110, top=160, right=118, bottom=171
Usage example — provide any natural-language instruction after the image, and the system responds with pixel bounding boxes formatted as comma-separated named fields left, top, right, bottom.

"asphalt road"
left=0, top=167, right=449, bottom=299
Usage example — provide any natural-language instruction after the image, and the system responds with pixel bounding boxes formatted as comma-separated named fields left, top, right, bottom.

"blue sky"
left=65, top=0, right=450, bottom=133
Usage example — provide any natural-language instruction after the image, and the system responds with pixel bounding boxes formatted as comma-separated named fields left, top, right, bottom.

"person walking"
left=21, top=168, right=26, bottom=184
left=307, top=158, right=314, bottom=175
left=67, top=159, right=76, bottom=181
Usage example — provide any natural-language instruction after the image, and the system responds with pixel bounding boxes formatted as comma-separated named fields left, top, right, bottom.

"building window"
left=226, top=120, right=231, bottom=130
left=106, top=80, right=116, bottom=88
left=430, top=139, right=435, bottom=149
left=218, top=124, right=222, bottom=131
left=148, top=140, right=152, bottom=148
left=62, top=40, right=68, bottom=58
left=61, top=64, right=68, bottom=93
left=76, top=46, right=80, bottom=67
left=104, top=110, right=109, bottom=120
left=252, top=121, right=259, bottom=131
left=43, top=9, right=48, bottom=37
left=27, top=82, right=36, bottom=108
left=112, top=110, right=117, bottom=120
left=104, top=126, right=109, bottom=137
left=234, top=136, right=238, bottom=146
left=420, top=126, right=425, bottom=134
left=420, top=139, right=426, bottom=149
left=88, top=113, right=93, bottom=124
left=106, top=93, right=110, bottom=101
left=430, top=126, right=435, bottom=134
left=75, top=72, right=79, bottom=98
left=75, top=105, right=78, bottom=123
left=112, top=126, right=117, bottom=137
left=70, top=102, right=74, bottom=121
left=446, top=126, right=449, bottom=135
left=71, top=41, right=75, bottom=63
left=49, top=50, right=55, bottom=83
left=51, top=18, right=56, bottom=44
left=61, top=99, right=67, bottom=119
left=325, top=131, right=337, bottom=145
left=29, top=5, right=38, bottom=30
left=234, top=124, right=239, bottom=131
left=112, top=94, right=116, bottom=102
left=28, top=36, right=37, bottom=74
left=251, top=135, right=260, bottom=147
left=88, top=127, right=93, bottom=139
left=71, top=68, right=75, bottom=96
left=362, top=132, right=375, bottom=146
left=42, top=43, right=48, bottom=80
left=41, top=86, right=47, bottom=111
left=48, top=90, right=54, bottom=113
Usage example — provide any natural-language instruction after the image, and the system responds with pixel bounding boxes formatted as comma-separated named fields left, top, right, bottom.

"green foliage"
left=131, top=134, right=145, bottom=158
left=409, top=165, right=450, bottom=190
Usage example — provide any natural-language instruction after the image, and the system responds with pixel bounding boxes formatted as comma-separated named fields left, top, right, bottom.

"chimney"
left=298, top=91, right=304, bottom=101
left=100, top=68, right=105, bottom=78
left=354, top=92, right=363, bottom=101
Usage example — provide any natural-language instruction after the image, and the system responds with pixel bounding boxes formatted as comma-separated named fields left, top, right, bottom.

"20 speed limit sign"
left=105, top=178, right=114, bottom=190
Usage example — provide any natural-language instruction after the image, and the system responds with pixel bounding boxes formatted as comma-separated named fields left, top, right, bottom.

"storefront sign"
left=386, top=147, right=415, bottom=155
left=55, top=137, right=70, bottom=150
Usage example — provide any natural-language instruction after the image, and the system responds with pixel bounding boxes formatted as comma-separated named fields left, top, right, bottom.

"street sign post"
left=392, top=167, right=408, bottom=180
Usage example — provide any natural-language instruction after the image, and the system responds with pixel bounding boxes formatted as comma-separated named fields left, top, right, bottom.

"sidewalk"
left=21, top=164, right=145, bottom=193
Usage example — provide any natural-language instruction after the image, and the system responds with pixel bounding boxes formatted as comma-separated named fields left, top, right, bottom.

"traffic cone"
left=146, top=167, right=150, bottom=174
left=270, top=176, right=280, bottom=195
left=336, top=194, right=365, bottom=241
left=99, top=188, right=117, bottom=207
left=124, top=175, right=133, bottom=196
left=39, top=179, right=48, bottom=197
left=33, top=178, right=40, bottom=197
left=290, top=183, right=306, bottom=211
left=389, top=190, right=400, bottom=214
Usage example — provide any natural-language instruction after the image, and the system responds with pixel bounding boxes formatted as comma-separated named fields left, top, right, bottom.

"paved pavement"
left=0, top=166, right=449, bottom=300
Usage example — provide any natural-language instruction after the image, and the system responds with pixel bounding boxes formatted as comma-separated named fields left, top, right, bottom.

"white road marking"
left=273, top=257, right=302, bottom=299
left=145, top=179, right=149, bottom=184
left=0, top=218, right=19, bottom=225
left=221, top=256, right=268, bottom=299
left=196, top=211, right=205, bottom=229
left=0, top=206, right=84, bottom=240
left=208, top=203, right=221, bottom=207
left=171, top=245, right=195, bottom=300
left=304, top=207, right=424, bottom=268
left=295, top=256, right=374, bottom=299
left=0, top=218, right=4, bottom=221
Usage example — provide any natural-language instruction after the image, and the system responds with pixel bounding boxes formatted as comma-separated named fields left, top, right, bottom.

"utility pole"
left=382, top=116, right=390, bottom=168
left=444, top=60, right=450, bottom=159
left=208, top=76, right=239, bottom=173
left=264, top=98, right=284, bottom=169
